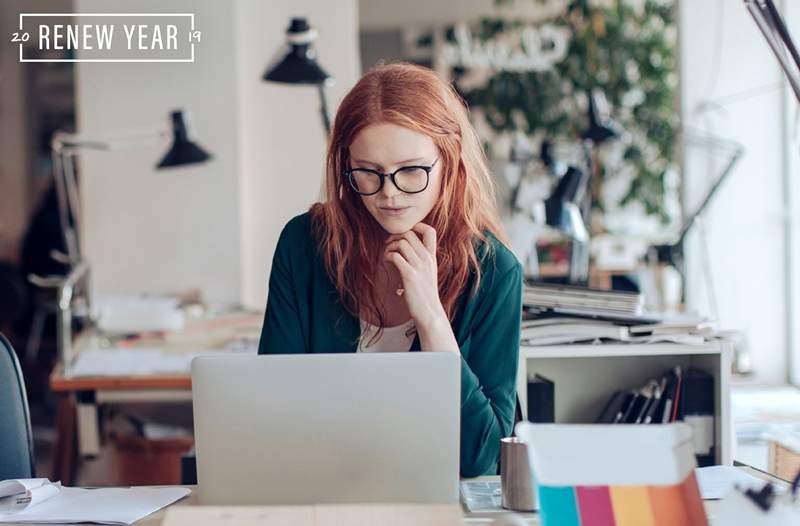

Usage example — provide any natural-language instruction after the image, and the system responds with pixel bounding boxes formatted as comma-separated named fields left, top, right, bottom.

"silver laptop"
left=191, top=352, right=460, bottom=505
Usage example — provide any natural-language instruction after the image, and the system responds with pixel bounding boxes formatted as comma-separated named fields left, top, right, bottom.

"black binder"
left=527, top=374, right=555, bottom=423
left=679, top=368, right=715, bottom=467
left=595, top=391, right=634, bottom=424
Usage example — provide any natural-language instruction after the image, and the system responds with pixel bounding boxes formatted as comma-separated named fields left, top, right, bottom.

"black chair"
left=0, top=333, right=35, bottom=479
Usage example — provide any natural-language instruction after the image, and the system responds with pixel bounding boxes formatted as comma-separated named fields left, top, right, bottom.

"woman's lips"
left=378, top=206, right=410, bottom=216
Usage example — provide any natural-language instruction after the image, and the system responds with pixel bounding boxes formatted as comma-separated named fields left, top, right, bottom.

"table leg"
left=50, top=392, right=77, bottom=484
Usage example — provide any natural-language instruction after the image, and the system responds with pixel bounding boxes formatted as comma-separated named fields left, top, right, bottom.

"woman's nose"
left=380, top=177, right=402, bottom=198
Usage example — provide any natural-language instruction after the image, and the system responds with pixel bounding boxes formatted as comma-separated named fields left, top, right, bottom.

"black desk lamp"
left=39, top=109, right=213, bottom=369
left=583, top=90, right=621, bottom=146
left=745, top=0, right=800, bottom=104
left=544, top=166, right=591, bottom=284
left=652, top=133, right=743, bottom=278
left=263, top=17, right=333, bottom=136
left=157, top=111, right=213, bottom=168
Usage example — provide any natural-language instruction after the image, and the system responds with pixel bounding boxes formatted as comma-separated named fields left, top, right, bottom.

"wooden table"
left=48, top=312, right=263, bottom=485
left=1, top=469, right=788, bottom=526
left=49, top=365, right=193, bottom=485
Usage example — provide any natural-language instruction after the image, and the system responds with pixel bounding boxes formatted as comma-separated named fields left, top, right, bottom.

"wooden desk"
left=1, top=468, right=787, bottom=526
left=49, top=365, right=193, bottom=485
left=48, top=312, right=262, bottom=485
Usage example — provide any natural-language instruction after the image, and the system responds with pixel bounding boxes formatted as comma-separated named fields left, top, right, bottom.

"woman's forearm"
left=417, top=310, right=460, bottom=353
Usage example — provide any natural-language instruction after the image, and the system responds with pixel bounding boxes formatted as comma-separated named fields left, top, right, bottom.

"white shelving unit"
left=516, top=340, right=733, bottom=465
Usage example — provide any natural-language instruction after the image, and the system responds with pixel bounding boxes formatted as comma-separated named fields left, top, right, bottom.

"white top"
left=358, top=318, right=416, bottom=352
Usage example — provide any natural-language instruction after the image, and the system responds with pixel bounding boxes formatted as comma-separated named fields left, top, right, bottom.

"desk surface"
left=50, top=311, right=263, bottom=392
left=0, top=469, right=787, bottom=526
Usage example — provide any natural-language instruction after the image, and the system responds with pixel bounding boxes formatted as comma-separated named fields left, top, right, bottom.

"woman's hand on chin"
left=383, top=223, right=459, bottom=353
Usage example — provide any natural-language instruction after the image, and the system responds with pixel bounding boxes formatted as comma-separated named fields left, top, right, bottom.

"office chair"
left=0, top=332, right=36, bottom=479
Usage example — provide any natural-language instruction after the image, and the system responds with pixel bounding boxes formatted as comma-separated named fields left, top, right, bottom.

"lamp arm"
left=49, top=128, right=169, bottom=265
left=50, top=147, right=82, bottom=266
left=28, top=261, right=91, bottom=369
left=745, top=0, right=800, bottom=103
left=676, top=146, right=744, bottom=247
left=52, top=129, right=167, bottom=153
left=318, top=84, right=331, bottom=136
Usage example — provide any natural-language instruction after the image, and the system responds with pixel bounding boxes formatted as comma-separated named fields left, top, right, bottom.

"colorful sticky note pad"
left=538, top=485, right=580, bottom=526
left=576, top=486, right=615, bottom=526
left=609, top=486, right=656, bottom=526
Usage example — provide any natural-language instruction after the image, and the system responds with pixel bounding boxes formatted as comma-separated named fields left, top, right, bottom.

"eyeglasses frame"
left=344, top=158, right=439, bottom=196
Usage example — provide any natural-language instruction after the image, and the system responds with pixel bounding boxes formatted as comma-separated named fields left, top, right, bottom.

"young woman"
left=258, top=62, right=522, bottom=477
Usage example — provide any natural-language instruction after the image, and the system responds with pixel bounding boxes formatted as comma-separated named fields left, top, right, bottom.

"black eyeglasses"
left=344, top=158, right=438, bottom=196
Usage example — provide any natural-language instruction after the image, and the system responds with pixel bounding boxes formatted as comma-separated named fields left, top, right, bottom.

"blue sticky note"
left=538, top=485, right=581, bottom=526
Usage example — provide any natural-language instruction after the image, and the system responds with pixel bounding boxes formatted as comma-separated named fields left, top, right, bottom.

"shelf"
left=521, top=341, right=724, bottom=359
left=517, top=339, right=733, bottom=465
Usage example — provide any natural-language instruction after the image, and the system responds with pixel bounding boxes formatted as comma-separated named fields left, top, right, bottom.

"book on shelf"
left=591, top=366, right=716, bottom=467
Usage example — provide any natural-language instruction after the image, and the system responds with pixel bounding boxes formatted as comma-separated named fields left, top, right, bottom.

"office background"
left=1, top=0, right=800, bottom=485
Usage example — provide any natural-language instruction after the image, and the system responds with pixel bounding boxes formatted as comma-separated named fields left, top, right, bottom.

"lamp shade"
left=263, top=18, right=331, bottom=85
left=544, top=166, right=590, bottom=242
left=582, top=90, right=620, bottom=145
left=157, top=110, right=212, bottom=169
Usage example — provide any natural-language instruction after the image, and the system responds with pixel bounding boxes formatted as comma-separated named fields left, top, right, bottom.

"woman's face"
left=348, top=122, right=442, bottom=235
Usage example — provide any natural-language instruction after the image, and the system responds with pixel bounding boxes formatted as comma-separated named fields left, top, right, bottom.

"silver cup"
left=500, top=437, right=536, bottom=512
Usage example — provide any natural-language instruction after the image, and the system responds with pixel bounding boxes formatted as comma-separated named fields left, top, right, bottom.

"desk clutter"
left=522, top=281, right=715, bottom=346
left=66, top=304, right=262, bottom=378
left=0, top=478, right=189, bottom=525
left=714, top=470, right=800, bottom=526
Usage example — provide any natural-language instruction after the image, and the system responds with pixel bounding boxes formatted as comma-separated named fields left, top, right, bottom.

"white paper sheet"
left=0, top=484, right=190, bottom=525
left=0, top=479, right=52, bottom=498
left=696, top=465, right=782, bottom=500
left=93, top=295, right=185, bottom=335
left=0, top=479, right=62, bottom=517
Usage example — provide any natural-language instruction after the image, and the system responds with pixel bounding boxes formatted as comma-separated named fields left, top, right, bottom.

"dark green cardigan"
left=257, top=212, right=522, bottom=477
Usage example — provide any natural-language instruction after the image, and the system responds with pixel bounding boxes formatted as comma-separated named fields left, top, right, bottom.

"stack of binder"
left=594, top=367, right=716, bottom=466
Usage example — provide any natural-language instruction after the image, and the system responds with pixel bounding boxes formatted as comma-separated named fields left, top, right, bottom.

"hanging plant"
left=439, top=0, right=678, bottom=225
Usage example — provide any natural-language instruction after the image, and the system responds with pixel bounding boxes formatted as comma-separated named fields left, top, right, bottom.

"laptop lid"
left=191, top=352, right=460, bottom=505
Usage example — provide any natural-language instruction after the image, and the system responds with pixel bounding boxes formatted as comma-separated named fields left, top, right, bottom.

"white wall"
left=785, top=1, right=800, bottom=384
left=679, top=0, right=790, bottom=382
left=75, top=0, right=360, bottom=308
left=236, top=0, right=361, bottom=309
left=359, top=0, right=569, bottom=30
left=76, top=0, right=243, bottom=304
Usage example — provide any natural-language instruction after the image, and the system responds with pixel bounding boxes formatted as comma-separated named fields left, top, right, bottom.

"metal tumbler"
left=500, top=436, right=537, bottom=512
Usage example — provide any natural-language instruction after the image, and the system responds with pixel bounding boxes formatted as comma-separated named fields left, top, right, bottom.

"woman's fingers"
left=400, top=231, right=430, bottom=262
left=411, top=223, right=437, bottom=257
left=385, top=239, right=421, bottom=267
left=387, top=251, right=414, bottom=278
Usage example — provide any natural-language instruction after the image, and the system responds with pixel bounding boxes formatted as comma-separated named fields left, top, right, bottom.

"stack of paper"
left=94, top=295, right=186, bottom=335
left=0, top=478, right=190, bottom=525
left=68, top=345, right=255, bottom=378
left=523, top=282, right=644, bottom=317
left=520, top=316, right=712, bottom=346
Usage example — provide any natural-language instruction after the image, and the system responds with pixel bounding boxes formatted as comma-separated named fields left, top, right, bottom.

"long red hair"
left=310, top=62, right=509, bottom=334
